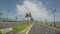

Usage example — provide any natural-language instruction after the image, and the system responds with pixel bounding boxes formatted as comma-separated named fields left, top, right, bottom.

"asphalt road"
left=28, top=22, right=60, bottom=34
left=0, top=21, right=26, bottom=29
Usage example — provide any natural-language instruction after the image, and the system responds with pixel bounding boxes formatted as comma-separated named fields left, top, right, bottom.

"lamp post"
left=50, top=9, right=56, bottom=26
left=7, top=10, right=10, bottom=21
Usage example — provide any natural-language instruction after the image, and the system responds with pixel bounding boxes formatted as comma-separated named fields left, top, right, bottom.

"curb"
left=26, top=23, right=34, bottom=34
left=18, top=23, right=34, bottom=34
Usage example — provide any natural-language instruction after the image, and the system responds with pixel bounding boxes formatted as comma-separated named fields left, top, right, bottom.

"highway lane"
left=0, top=22, right=26, bottom=29
left=28, top=22, right=60, bottom=34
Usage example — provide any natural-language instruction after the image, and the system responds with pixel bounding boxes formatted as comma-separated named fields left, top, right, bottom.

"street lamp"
left=7, top=10, right=10, bottom=21
left=50, top=9, right=56, bottom=26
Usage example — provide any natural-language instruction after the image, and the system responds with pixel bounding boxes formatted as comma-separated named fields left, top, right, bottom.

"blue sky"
left=0, top=0, right=16, bottom=18
left=0, top=0, right=60, bottom=22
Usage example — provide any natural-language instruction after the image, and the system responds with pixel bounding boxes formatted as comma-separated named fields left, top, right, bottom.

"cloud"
left=46, top=1, right=49, bottom=5
left=8, top=16, right=15, bottom=19
left=16, top=0, right=51, bottom=21
left=17, top=5, right=27, bottom=15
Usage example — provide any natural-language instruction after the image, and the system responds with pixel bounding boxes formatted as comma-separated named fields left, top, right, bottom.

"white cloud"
left=45, top=0, right=50, bottom=5
left=17, top=5, right=28, bottom=15
left=16, top=0, right=52, bottom=21
left=8, top=16, right=15, bottom=19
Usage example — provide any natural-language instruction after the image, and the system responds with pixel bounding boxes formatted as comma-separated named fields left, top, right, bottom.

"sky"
left=0, top=0, right=60, bottom=22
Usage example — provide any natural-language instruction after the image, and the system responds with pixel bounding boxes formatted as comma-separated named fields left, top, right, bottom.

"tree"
left=25, top=12, right=34, bottom=21
left=25, top=13, right=29, bottom=17
left=25, top=13, right=30, bottom=21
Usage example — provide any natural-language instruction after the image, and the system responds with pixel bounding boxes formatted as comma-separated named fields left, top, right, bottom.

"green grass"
left=0, top=31, right=2, bottom=34
left=12, top=23, right=31, bottom=33
left=52, top=26, right=60, bottom=29
left=45, top=22, right=60, bottom=29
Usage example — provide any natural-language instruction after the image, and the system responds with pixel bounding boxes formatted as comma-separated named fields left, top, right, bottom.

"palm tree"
left=25, top=12, right=34, bottom=21
left=25, top=13, right=29, bottom=21
left=29, top=13, right=34, bottom=21
left=25, top=13, right=29, bottom=17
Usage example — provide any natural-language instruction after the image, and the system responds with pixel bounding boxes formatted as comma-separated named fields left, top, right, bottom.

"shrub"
left=48, top=24, right=52, bottom=26
left=0, top=31, right=2, bottom=34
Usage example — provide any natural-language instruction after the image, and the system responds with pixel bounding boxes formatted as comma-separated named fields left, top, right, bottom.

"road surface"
left=0, top=22, right=26, bottom=29
left=28, top=22, right=60, bottom=34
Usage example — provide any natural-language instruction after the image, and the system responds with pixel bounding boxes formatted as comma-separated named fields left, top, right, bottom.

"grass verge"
left=0, top=31, right=2, bottom=34
left=52, top=26, right=60, bottom=29
left=12, top=23, right=32, bottom=33
left=46, top=23, right=60, bottom=29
